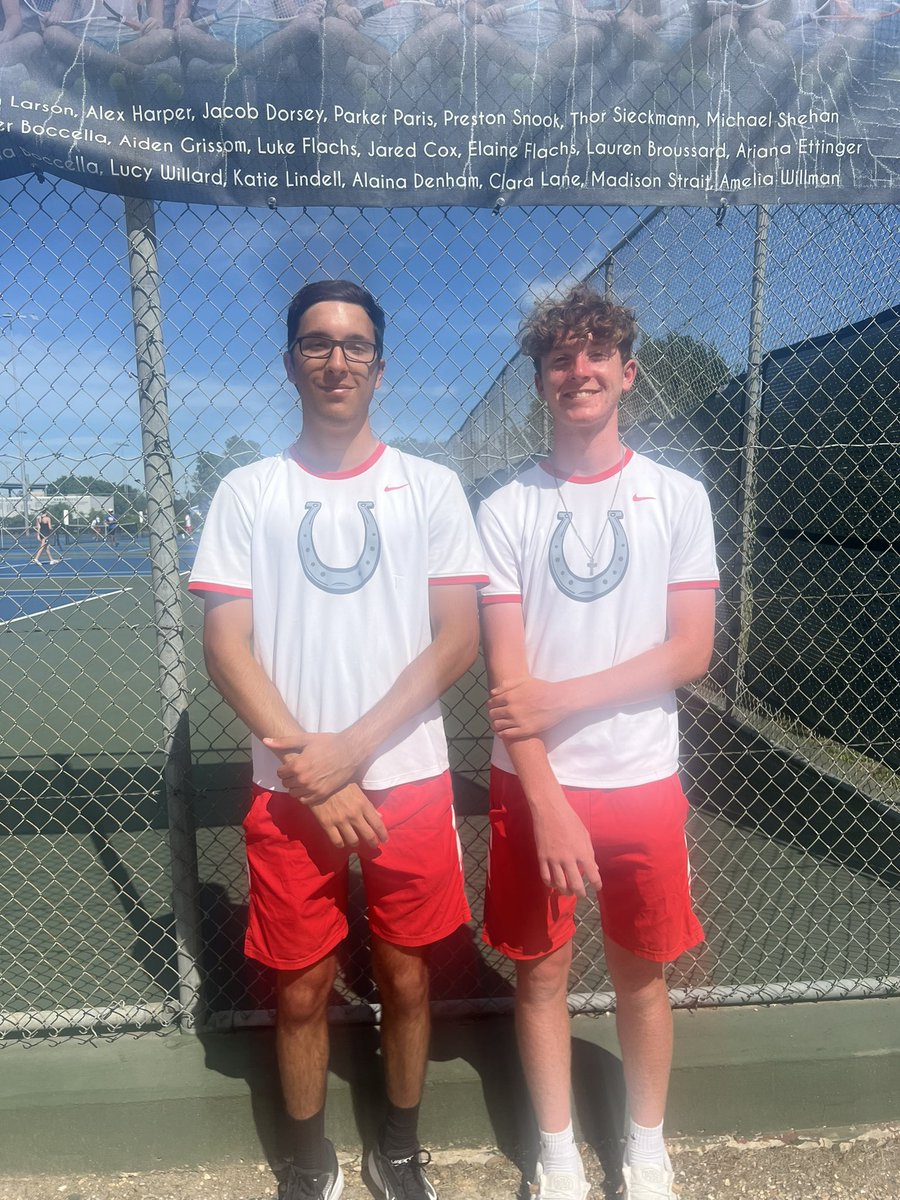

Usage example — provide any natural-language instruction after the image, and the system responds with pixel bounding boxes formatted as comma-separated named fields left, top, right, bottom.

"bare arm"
left=201, top=592, right=387, bottom=850
left=265, top=582, right=480, bottom=800
left=488, top=587, right=716, bottom=741
left=1, top=0, right=23, bottom=38
left=481, top=602, right=602, bottom=898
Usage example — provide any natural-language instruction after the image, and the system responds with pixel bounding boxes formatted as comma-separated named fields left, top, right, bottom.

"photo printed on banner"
left=0, top=0, right=897, bottom=204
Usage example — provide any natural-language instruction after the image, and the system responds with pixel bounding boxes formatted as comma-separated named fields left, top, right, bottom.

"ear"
left=283, top=349, right=296, bottom=386
left=534, top=368, right=545, bottom=403
left=373, top=357, right=386, bottom=389
left=621, top=358, right=637, bottom=392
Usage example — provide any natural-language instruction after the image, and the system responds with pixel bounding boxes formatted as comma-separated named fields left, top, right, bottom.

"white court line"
left=0, top=587, right=129, bottom=626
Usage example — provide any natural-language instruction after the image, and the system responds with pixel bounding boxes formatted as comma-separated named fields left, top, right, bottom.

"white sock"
left=626, top=1118, right=667, bottom=1167
left=539, top=1121, right=582, bottom=1175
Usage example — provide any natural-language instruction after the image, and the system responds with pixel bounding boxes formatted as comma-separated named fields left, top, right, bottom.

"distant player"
left=32, top=510, right=60, bottom=565
left=105, top=510, right=118, bottom=546
left=477, top=284, right=718, bottom=1200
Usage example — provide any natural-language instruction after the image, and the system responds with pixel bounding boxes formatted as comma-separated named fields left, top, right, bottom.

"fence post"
left=500, top=370, right=510, bottom=467
left=604, top=257, right=614, bottom=299
left=727, top=203, right=770, bottom=713
left=123, top=195, right=202, bottom=1030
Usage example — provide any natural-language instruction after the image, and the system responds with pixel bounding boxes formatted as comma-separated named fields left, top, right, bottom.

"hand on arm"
left=489, top=587, right=716, bottom=741
left=481, top=602, right=601, bottom=898
left=264, top=582, right=480, bottom=798
left=202, top=593, right=387, bottom=849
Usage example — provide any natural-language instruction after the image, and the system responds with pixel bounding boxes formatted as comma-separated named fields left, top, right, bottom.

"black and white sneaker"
left=279, top=1139, right=345, bottom=1200
left=365, top=1145, right=438, bottom=1200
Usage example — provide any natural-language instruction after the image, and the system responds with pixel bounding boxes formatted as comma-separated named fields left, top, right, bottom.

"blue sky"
left=1, top=176, right=897, bottom=498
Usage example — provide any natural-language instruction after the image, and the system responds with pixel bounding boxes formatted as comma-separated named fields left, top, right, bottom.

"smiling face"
left=536, top=335, right=637, bottom=436
left=283, top=300, right=385, bottom=434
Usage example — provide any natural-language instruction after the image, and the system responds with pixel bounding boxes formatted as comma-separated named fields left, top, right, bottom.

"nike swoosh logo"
left=384, top=484, right=410, bottom=492
left=632, top=494, right=655, bottom=502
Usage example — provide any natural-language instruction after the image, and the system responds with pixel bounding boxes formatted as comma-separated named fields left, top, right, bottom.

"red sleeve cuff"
left=428, top=574, right=491, bottom=587
left=479, top=593, right=522, bottom=606
left=188, top=581, right=253, bottom=597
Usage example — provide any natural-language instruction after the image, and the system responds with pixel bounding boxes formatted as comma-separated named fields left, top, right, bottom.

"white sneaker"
left=621, top=1156, right=676, bottom=1199
left=534, top=1160, right=590, bottom=1199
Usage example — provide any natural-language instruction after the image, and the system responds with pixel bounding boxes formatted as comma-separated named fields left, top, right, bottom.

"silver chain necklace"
left=551, top=447, right=626, bottom=575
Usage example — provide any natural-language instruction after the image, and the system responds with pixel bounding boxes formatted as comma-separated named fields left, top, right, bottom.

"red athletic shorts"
left=243, top=770, right=470, bottom=970
left=483, top=768, right=704, bottom=963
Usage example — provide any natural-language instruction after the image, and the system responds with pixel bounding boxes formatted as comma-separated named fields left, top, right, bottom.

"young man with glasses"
left=189, top=279, right=487, bottom=1200
left=476, top=284, right=718, bottom=1200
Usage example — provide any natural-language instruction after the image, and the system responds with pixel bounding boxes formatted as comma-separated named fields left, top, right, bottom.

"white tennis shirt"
left=477, top=449, right=719, bottom=788
left=190, top=443, right=487, bottom=791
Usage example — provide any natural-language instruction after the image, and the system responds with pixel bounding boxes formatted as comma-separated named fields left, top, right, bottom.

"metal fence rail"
left=0, top=178, right=897, bottom=1041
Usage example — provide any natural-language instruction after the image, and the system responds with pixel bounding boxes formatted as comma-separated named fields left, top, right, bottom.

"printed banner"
left=0, top=0, right=897, bottom=206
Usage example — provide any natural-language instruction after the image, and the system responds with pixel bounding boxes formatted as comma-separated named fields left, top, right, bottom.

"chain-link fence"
left=1, top=179, right=898, bottom=1042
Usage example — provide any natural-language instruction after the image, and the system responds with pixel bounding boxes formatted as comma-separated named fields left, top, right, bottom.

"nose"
left=569, top=349, right=595, bottom=375
left=323, top=342, right=350, bottom=369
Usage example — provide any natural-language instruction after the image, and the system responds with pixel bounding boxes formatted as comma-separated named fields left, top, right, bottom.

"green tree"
left=191, top=436, right=261, bottom=505
left=45, top=474, right=115, bottom=497
left=623, top=333, right=731, bottom=427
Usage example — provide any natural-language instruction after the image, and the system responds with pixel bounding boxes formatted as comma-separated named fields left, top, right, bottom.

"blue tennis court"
left=0, top=589, right=124, bottom=623
left=0, top=540, right=198, bottom=580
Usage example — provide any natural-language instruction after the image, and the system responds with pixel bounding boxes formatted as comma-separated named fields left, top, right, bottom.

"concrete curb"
left=1, top=997, right=897, bottom=1174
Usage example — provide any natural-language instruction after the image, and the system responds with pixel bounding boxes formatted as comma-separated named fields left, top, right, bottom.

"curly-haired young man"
left=476, top=284, right=718, bottom=1200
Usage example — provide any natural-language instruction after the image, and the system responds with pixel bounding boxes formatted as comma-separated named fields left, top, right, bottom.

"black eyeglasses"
left=289, top=335, right=379, bottom=364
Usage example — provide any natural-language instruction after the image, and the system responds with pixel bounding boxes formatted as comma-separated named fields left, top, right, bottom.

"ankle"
left=539, top=1121, right=582, bottom=1175
left=625, top=1117, right=667, bottom=1167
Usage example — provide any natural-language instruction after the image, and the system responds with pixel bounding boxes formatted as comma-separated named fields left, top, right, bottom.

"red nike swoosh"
left=632, top=494, right=655, bottom=502
left=384, top=484, right=410, bottom=492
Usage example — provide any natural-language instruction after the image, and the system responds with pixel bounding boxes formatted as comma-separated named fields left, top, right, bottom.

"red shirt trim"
left=429, top=574, right=491, bottom=587
left=539, top=447, right=634, bottom=484
left=479, top=593, right=522, bottom=606
left=188, top=581, right=253, bottom=597
left=667, top=580, right=720, bottom=592
left=289, top=441, right=386, bottom=479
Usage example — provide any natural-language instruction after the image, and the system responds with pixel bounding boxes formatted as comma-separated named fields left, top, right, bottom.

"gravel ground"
left=2, top=1127, right=898, bottom=1200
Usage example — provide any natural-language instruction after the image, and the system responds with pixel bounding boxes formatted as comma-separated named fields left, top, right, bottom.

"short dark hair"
left=519, top=284, right=638, bottom=369
left=285, top=280, right=386, bottom=356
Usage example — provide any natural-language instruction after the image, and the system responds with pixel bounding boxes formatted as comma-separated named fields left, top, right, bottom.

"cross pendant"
left=588, top=560, right=596, bottom=574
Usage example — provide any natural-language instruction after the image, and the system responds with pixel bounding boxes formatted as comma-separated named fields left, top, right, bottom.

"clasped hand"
left=262, top=731, right=387, bottom=851
left=488, top=675, right=568, bottom=740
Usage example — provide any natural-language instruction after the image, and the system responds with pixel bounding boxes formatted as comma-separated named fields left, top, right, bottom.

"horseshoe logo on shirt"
left=297, top=500, right=381, bottom=595
left=548, top=510, right=629, bottom=602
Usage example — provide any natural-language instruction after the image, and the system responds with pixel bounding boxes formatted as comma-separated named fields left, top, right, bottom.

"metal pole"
left=727, top=204, right=770, bottom=713
left=499, top=370, right=510, bottom=468
left=1, top=312, right=35, bottom=532
left=123, top=195, right=202, bottom=1030
left=604, top=257, right=614, bottom=299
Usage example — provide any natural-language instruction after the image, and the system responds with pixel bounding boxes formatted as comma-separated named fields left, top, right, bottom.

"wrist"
left=338, top=724, right=370, bottom=774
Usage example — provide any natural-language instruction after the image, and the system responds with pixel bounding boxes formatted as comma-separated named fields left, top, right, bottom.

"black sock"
left=287, top=1107, right=327, bottom=1172
left=379, top=1100, right=421, bottom=1161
